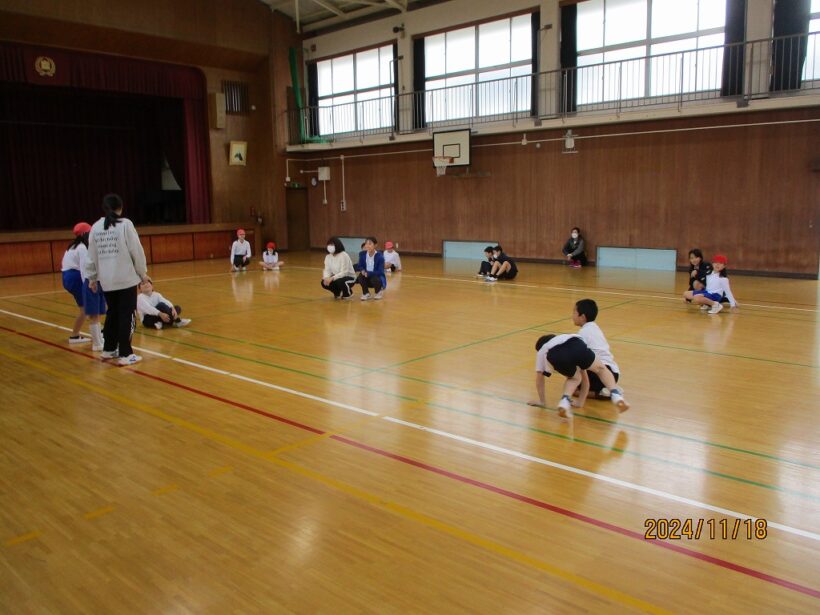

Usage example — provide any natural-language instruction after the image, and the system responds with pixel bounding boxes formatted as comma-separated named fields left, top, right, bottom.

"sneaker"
left=598, top=387, right=611, bottom=399
left=557, top=396, right=573, bottom=419
left=570, top=261, right=582, bottom=269
left=708, top=303, right=723, bottom=315
left=100, top=350, right=118, bottom=360
left=173, top=319, right=191, bottom=328
left=485, top=276, right=497, bottom=282
left=475, top=273, right=485, bottom=278
left=361, top=293, right=371, bottom=301
left=373, top=291, right=384, bottom=300
left=68, top=336, right=90, bottom=344
left=241, top=266, right=247, bottom=271
left=117, top=354, right=142, bottom=366
left=341, top=295, right=353, bottom=301
left=154, top=321, right=163, bottom=330
left=700, top=304, right=710, bottom=311
left=610, top=390, right=630, bottom=412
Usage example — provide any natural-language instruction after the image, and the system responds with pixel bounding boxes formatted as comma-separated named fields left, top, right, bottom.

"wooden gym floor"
left=0, top=252, right=818, bottom=613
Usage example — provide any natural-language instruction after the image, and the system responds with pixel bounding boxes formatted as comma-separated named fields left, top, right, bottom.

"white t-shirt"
left=383, top=250, right=401, bottom=269
left=137, top=291, right=173, bottom=318
left=61, top=244, right=86, bottom=272
left=262, top=250, right=279, bottom=265
left=230, top=240, right=252, bottom=261
left=578, top=322, right=619, bottom=374
left=534, top=334, right=579, bottom=375
left=704, top=273, right=737, bottom=307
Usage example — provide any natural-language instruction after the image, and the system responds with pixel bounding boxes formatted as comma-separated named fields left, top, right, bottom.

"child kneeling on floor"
left=137, top=279, right=191, bottom=329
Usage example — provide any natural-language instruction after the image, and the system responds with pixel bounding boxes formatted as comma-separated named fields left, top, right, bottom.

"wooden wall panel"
left=50, top=240, right=68, bottom=272
left=194, top=231, right=234, bottom=261
left=140, top=236, right=153, bottom=265
left=0, top=242, right=55, bottom=277
left=305, top=108, right=820, bottom=276
left=150, top=234, right=195, bottom=264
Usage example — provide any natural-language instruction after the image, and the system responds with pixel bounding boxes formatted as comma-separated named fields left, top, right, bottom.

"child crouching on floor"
left=137, top=279, right=191, bottom=329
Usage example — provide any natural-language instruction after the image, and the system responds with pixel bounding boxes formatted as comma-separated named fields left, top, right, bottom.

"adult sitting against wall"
left=562, top=227, right=588, bottom=268
left=321, top=237, right=356, bottom=299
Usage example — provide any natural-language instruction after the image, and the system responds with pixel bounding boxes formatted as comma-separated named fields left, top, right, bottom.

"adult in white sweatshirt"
left=85, top=193, right=148, bottom=366
left=320, top=237, right=356, bottom=299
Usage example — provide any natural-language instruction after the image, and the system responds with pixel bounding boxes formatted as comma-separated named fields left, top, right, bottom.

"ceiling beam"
left=383, top=0, right=407, bottom=11
left=309, top=0, right=344, bottom=16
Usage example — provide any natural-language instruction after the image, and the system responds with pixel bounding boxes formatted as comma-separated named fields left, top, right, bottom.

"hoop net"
left=433, top=156, right=454, bottom=176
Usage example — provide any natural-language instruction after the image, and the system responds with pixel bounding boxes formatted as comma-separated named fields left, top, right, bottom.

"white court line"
left=1, top=305, right=818, bottom=543
left=285, top=265, right=818, bottom=313
left=0, top=289, right=65, bottom=300
left=383, top=417, right=820, bottom=542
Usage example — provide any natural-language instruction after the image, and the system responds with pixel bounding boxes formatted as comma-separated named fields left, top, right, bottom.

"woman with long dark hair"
left=85, top=193, right=149, bottom=365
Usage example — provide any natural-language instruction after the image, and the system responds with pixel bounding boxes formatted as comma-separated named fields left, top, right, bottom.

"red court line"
left=2, top=323, right=818, bottom=600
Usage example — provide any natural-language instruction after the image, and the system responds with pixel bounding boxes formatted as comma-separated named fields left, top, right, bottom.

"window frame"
left=417, top=9, right=537, bottom=123
left=310, top=40, right=397, bottom=136
left=576, top=0, right=727, bottom=104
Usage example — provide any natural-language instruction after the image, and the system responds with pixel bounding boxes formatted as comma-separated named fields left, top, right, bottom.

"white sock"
left=90, top=322, right=103, bottom=347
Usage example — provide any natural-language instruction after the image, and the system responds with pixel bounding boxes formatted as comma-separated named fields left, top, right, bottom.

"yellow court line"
left=5, top=531, right=40, bottom=547
left=83, top=506, right=115, bottom=521
left=207, top=465, right=234, bottom=477
left=268, top=431, right=334, bottom=456
left=152, top=484, right=180, bottom=497
left=0, top=346, right=669, bottom=614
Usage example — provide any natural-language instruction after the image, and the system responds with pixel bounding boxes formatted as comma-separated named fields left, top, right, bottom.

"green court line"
left=186, top=329, right=367, bottom=369
left=5, top=295, right=819, bottom=473
left=9, top=301, right=820, bottom=490
left=614, top=338, right=818, bottom=369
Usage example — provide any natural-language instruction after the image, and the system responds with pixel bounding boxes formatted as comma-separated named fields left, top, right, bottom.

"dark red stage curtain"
left=0, top=42, right=211, bottom=227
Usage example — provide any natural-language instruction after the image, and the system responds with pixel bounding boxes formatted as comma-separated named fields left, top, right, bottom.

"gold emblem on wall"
left=34, top=56, right=56, bottom=77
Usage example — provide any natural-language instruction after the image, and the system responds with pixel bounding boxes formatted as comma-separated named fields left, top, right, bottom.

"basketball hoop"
left=433, top=156, right=454, bottom=176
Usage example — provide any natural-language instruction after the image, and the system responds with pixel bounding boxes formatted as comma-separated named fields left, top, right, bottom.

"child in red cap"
left=61, top=222, right=105, bottom=350
left=383, top=241, right=402, bottom=273
left=260, top=241, right=283, bottom=271
left=682, top=254, right=739, bottom=314
left=230, top=228, right=252, bottom=271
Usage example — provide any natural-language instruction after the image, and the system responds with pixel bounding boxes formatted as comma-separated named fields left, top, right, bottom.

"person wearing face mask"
left=562, top=227, right=587, bottom=268
left=321, top=236, right=356, bottom=299
left=485, top=245, right=518, bottom=282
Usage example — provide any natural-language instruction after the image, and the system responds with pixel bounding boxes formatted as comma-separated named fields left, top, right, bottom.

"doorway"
left=286, top=187, right=310, bottom=251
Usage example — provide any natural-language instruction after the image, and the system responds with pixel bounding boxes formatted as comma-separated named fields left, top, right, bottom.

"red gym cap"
left=712, top=254, right=728, bottom=265
left=267, top=242, right=275, bottom=249
left=237, top=228, right=246, bottom=236
left=73, top=222, right=91, bottom=236
left=384, top=241, right=394, bottom=249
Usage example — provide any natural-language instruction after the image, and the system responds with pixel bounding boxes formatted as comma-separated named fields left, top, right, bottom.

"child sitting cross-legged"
left=137, top=279, right=191, bottom=330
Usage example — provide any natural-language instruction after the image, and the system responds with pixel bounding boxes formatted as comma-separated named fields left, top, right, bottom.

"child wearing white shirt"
left=260, top=241, right=283, bottom=270
left=137, top=279, right=190, bottom=329
left=682, top=254, right=739, bottom=315
left=383, top=241, right=402, bottom=273
left=230, top=228, right=252, bottom=271
left=528, top=332, right=629, bottom=419
left=61, top=222, right=105, bottom=350
left=572, top=299, right=621, bottom=401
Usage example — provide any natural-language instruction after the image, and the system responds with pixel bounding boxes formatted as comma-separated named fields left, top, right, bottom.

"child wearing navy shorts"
left=528, top=333, right=629, bottom=419
left=61, top=222, right=105, bottom=350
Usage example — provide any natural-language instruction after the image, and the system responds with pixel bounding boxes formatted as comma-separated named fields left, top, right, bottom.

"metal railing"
left=288, top=31, right=819, bottom=144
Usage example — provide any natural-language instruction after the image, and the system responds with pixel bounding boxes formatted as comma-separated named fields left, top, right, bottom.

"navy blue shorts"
left=62, top=270, right=83, bottom=306
left=82, top=280, right=107, bottom=316
left=547, top=337, right=596, bottom=379
left=693, top=290, right=723, bottom=302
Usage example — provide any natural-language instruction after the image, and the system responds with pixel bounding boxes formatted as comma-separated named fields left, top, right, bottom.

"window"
left=803, top=0, right=820, bottom=81
left=314, top=44, right=395, bottom=135
left=577, top=0, right=726, bottom=104
left=423, top=13, right=534, bottom=122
